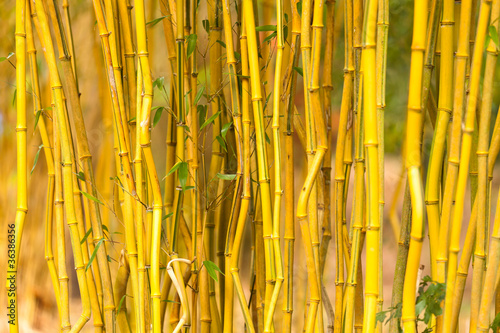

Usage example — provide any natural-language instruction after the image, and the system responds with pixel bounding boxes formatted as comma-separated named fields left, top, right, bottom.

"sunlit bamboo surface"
left=2, top=0, right=500, bottom=332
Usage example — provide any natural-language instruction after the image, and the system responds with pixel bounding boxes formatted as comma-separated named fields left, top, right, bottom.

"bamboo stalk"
left=401, top=0, right=427, bottom=330
left=7, top=0, right=27, bottom=330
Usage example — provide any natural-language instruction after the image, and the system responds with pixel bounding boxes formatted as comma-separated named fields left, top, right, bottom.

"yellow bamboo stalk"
left=401, top=0, right=427, bottom=330
left=440, top=0, right=473, bottom=329
left=53, top=112, right=71, bottom=332
left=361, top=0, right=380, bottom=328
left=282, top=0, right=301, bottom=330
left=35, top=1, right=93, bottom=330
left=243, top=1, right=276, bottom=330
left=475, top=11, right=500, bottom=332
left=468, top=0, right=498, bottom=329
left=26, top=5, right=59, bottom=317
left=334, top=0, right=354, bottom=328
left=7, top=0, right=27, bottom=330
left=430, top=0, right=454, bottom=299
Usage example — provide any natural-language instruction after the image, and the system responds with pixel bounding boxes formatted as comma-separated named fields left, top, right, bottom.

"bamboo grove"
left=5, top=0, right=500, bottom=330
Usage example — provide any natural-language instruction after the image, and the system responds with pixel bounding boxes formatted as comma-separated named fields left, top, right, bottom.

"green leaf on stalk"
left=178, top=161, right=189, bottom=190
left=297, top=1, right=302, bottom=17
left=34, top=109, right=42, bottom=132
left=490, top=311, right=500, bottom=331
left=146, top=15, right=171, bottom=27
left=234, top=51, right=241, bottom=61
left=162, top=212, right=174, bottom=221
left=102, top=225, right=109, bottom=232
left=76, top=171, right=85, bottom=182
left=221, top=122, right=232, bottom=138
left=216, top=40, right=226, bottom=48
left=265, top=132, right=271, bottom=145
left=128, top=117, right=136, bottom=123
left=12, top=88, right=17, bottom=106
left=187, top=34, right=198, bottom=58
left=255, top=25, right=277, bottom=32
left=489, top=25, right=499, bottom=48
left=293, top=66, right=303, bottom=76
left=194, top=86, right=205, bottom=105
left=216, top=135, right=227, bottom=152
left=200, top=110, right=221, bottom=130
left=0, top=52, right=14, bottom=62
left=263, top=32, right=277, bottom=43
left=86, top=239, right=104, bottom=271
left=202, top=19, right=210, bottom=34
left=216, top=173, right=237, bottom=180
left=153, top=106, right=165, bottom=127
left=31, top=144, right=43, bottom=175
left=167, top=161, right=183, bottom=177
left=80, top=228, right=93, bottom=245
left=203, top=260, right=224, bottom=282
left=81, top=190, right=104, bottom=205
left=198, top=104, right=207, bottom=127
left=153, top=77, right=165, bottom=90
left=117, top=294, right=129, bottom=314
left=161, top=299, right=181, bottom=304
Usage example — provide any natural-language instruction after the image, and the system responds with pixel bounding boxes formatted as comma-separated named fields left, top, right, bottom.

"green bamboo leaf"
left=265, top=132, right=271, bottom=145
left=34, top=109, right=42, bottom=132
left=255, top=25, right=277, bottom=32
left=166, top=161, right=183, bottom=177
left=86, top=239, right=104, bottom=271
left=0, top=52, right=14, bottom=62
left=214, top=40, right=226, bottom=49
left=81, top=190, right=104, bottom=205
left=80, top=227, right=93, bottom=245
left=263, top=32, right=277, bottom=43
left=146, top=15, right=171, bottom=27
left=76, top=171, right=85, bottom=182
left=200, top=110, right=221, bottom=130
left=202, top=19, right=210, bottom=34
left=198, top=104, right=207, bottom=127
left=153, top=106, right=164, bottom=127
left=31, top=144, right=43, bottom=175
left=296, top=1, right=302, bottom=17
left=102, top=225, right=109, bottom=232
left=203, top=260, right=224, bottom=282
left=293, top=66, right=303, bottom=76
left=162, top=212, right=174, bottom=221
left=117, top=294, right=129, bottom=314
left=178, top=162, right=189, bottom=190
left=216, top=135, right=227, bottom=152
left=161, top=299, right=181, bottom=304
left=490, top=311, right=500, bottom=331
left=489, top=25, right=499, bottom=48
left=153, top=77, right=164, bottom=90
left=216, top=173, right=237, bottom=180
left=221, top=122, right=232, bottom=138
left=194, top=86, right=205, bottom=105
left=187, top=34, right=198, bottom=58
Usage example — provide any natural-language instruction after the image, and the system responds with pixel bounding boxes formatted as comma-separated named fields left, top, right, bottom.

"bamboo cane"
left=334, top=0, right=354, bottom=328
left=401, top=0, right=427, bottom=330
left=7, top=0, right=27, bottom=330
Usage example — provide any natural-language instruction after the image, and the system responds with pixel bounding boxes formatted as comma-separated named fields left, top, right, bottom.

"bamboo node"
left=124, top=52, right=135, bottom=58
left=476, top=151, right=488, bottom=156
left=437, top=107, right=452, bottom=115
left=15, top=32, right=26, bottom=37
